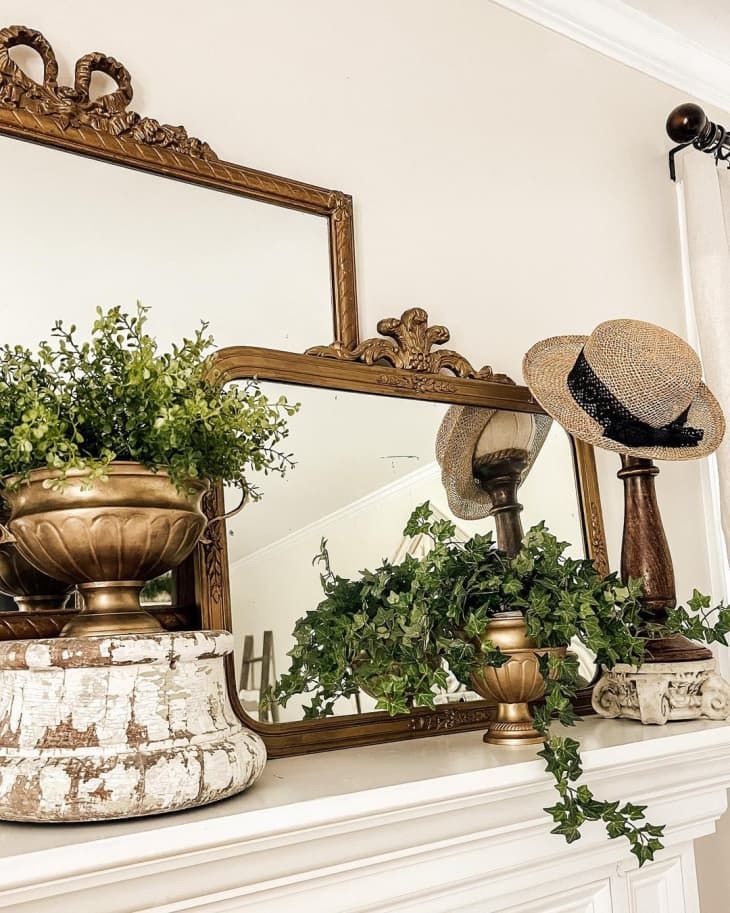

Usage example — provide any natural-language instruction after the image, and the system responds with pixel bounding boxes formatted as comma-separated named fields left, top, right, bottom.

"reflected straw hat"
left=435, top=406, right=552, bottom=521
left=522, top=318, right=725, bottom=461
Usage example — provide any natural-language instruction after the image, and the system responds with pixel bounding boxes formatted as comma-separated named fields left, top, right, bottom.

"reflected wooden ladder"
left=239, top=631, right=279, bottom=723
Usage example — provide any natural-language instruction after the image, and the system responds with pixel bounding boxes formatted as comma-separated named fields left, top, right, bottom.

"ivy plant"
left=270, top=520, right=481, bottom=718
left=0, top=304, right=298, bottom=494
left=271, top=502, right=730, bottom=867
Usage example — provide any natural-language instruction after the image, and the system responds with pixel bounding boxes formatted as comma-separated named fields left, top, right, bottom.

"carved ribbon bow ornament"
left=0, top=25, right=215, bottom=160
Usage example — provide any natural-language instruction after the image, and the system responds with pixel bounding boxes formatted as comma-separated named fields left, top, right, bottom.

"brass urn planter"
left=2, top=462, right=208, bottom=636
left=471, top=611, right=565, bottom=746
left=0, top=513, right=72, bottom=611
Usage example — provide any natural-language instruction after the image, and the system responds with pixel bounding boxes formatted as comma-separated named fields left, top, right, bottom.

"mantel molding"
left=1, top=720, right=729, bottom=912
left=491, top=0, right=730, bottom=114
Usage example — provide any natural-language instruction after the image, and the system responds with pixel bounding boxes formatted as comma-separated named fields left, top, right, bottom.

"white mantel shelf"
left=2, top=718, right=730, bottom=913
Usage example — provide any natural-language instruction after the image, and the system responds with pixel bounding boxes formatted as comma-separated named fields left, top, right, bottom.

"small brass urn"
left=471, top=611, right=565, bottom=746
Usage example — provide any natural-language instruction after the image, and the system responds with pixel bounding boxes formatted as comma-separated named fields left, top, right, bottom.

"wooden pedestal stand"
left=474, top=450, right=527, bottom=559
left=618, top=456, right=711, bottom=662
left=592, top=456, right=730, bottom=724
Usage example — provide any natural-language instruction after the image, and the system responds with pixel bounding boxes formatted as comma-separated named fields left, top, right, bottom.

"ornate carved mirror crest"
left=0, top=25, right=214, bottom=160
left=307, top=307, right=505, bottom=379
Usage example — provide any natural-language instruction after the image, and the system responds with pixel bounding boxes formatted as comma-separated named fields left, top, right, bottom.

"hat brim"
left=436, top=405, right=552, bottom=521
left=522, top=335, right=726, bottom=461
left=436, top=406, right=495, bottom=520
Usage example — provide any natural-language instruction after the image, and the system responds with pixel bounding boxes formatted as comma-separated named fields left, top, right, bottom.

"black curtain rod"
left=666, top=103, right=730, bottom=181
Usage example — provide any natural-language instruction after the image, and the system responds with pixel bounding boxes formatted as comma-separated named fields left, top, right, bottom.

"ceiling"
left=491, top=0, right=730, bottom=113
left=621, top=0, right=730, bottom=64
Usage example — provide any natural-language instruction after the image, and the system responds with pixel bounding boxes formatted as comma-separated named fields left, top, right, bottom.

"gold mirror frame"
left=0, top=26, right=610, bottom=757
left=0, top=23, right=357, bottom=639
left=201, top=308, right=609, bottom=757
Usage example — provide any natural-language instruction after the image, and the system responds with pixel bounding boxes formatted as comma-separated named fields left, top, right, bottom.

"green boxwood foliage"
left=0, top=305, right=298, bottom=494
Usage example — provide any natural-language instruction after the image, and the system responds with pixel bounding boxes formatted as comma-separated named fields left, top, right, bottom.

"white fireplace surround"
left=1, top=718, right=729, bottom=912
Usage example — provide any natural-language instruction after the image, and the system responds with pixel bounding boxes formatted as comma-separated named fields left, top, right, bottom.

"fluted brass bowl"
left=0, top=530, right=71, bottom=612
left=471, top=611, right=565, bottom=746
left=3, top=462, right=208, bottom=636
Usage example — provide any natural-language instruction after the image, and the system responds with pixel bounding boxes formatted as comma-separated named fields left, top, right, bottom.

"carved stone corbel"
left=592, top=660, right=730, bottom=724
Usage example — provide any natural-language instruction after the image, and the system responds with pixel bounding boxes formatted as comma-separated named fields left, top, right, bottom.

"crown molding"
left=491, top=0, right=730, bottom=114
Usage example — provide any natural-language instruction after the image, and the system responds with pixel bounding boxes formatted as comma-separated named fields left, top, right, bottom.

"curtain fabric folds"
left=679, top=154, right=730, bottom=561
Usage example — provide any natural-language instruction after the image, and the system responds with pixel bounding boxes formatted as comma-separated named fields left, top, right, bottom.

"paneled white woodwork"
left=0, top=719, right=727, bottom=913
left=628, top=854, right=696, bottom=913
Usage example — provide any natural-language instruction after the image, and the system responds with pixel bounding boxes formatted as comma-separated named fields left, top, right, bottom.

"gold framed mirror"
left=0, top=23, right=357, bottom=638
left=201, top=309, right=609, bottom=757
left=0, top=24, right=610, bottom=760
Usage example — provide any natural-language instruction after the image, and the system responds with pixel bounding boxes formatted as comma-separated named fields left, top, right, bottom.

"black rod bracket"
left=668, top=142, right=690, bottom=182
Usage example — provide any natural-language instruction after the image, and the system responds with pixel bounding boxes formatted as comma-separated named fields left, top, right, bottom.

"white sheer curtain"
left=677, top=153, right=730, bottom=563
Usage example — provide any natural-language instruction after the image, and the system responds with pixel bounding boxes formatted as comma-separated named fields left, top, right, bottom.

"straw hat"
left=522, top=319, right=725, bottom=461
left=435, top=406, right=552, bottom=521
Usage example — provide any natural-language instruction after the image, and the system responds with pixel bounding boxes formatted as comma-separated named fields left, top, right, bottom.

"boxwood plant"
left=271, top=502, right=730, bottom=867
left=0, top=304, right=298, bottom=494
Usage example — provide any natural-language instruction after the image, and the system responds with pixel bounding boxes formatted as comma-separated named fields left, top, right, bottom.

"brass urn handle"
left=201, top=485, right=247, bottom=543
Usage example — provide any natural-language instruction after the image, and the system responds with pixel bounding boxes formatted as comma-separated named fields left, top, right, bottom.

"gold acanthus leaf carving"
left=0, top=25, right=216, bottom=161
left=408, top=707, right=492, bottom=732
left=307, top=307, right=500, bottom=379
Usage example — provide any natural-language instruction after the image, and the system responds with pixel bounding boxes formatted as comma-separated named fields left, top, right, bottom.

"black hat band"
left=566, top=349, right=704, bottom=449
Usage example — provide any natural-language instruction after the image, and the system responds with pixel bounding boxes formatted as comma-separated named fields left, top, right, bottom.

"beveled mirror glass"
left=224, top=384, right=595, bottom=725
left=1, top=134, right=333, bottom=352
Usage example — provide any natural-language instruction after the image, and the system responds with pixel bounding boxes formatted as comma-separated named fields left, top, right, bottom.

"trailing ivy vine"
left=271, top=502, right=730, bottom=866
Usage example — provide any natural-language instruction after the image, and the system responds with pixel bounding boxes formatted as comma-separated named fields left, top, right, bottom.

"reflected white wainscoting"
left=0, top=719, right=729, bottom=912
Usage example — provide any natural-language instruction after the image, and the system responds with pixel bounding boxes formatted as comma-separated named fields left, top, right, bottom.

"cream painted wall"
left=2, top=0, right=728, bottom=907
left=2, top=1, right=718, bottom=596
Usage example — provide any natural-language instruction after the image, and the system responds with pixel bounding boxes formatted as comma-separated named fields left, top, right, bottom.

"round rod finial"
left=666, top=102, right=708, bottom=143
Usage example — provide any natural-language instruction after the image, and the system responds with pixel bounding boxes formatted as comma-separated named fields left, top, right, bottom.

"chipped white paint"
left=592, top=658, right=730, bottom=724
left=24, top=643, right=52, bottom=668
left=0, top=631, right=266, bottom=822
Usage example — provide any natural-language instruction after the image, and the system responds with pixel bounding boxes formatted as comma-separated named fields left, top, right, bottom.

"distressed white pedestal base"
left=592, top=658, right=730, bottom=724
left=0, top=631, right=266, bottom=822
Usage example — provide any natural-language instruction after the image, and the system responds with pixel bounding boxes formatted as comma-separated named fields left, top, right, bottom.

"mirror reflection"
left=0, top=135, right=333, bottom=355
left=0, top=134, right=333, bottom=613
left=224, top=381, right=595, bottom=723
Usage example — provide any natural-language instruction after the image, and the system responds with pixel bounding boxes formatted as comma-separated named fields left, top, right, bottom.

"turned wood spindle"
left=618, top=455, right=711, bottom=662
left=474, top=450, right=528, bottom=558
